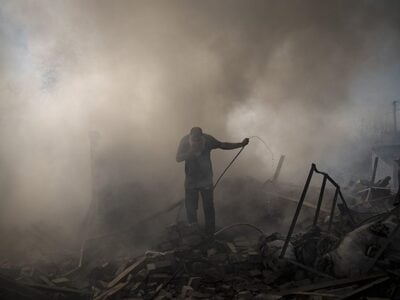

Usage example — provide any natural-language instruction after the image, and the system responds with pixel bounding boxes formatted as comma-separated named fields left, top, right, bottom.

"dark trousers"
left=185, top=187, right=215, bottom=235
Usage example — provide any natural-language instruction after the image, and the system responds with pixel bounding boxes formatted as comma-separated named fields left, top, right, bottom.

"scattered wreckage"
left=1, top=161, right=400, bottom=299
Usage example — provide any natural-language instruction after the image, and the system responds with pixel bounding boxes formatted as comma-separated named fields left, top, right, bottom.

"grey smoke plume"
left=0, top=0, right=400, bottom=240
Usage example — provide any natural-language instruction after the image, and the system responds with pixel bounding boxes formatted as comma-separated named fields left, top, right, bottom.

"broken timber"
left=107, top=256, right=147, bottom=288
left=277, top=273, right=386, bottom=296
left=339, top=276, right=390, bottom=300
left=95, top=281, right=130, bottom=300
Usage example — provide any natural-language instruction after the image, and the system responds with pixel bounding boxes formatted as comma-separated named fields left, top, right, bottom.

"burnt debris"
left=1, top=164, right=400, bottom=299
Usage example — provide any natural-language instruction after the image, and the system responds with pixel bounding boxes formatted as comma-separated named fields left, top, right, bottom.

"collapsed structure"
left=1, top=151, right=400, bottom=300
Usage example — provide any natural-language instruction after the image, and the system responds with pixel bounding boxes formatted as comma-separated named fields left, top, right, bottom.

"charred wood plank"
left=338, top=276, right=390, bottom=300
left=107, top=256, right=146, bottom=288
left=285, top=259, right=335, bottom=279
left=26, top=283, right=91, bottom=295
left=277, top=273, right=386, bottom=296
left=95, top=281, right=129, bottom=300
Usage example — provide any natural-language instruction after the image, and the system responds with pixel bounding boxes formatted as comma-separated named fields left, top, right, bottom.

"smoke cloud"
left=1, top=0, right=400, bottom=252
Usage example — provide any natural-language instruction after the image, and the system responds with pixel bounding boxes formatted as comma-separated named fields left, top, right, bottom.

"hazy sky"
left=1, top=0, right=400, bottom=230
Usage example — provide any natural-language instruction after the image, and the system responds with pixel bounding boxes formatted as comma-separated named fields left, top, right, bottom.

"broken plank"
left=149, top=266, right=183, bottom=300
left=95, top=281, right=129, bottom=300
left=39, top=275, right=55, bottom=287
left=322, top=285, right=357, bottom=296
left=338, top=277, right=390, bottom=300
left=285, top=259, right=335, bottom=279
left=52, top=277, right=70, bottom=284
left=277, top=273, right=386, bottom=296
left=107, top=256, right=146, bottom=288
left=27, top=283, right=91, bottom=295
left=291, top=291, right=338, bottom=298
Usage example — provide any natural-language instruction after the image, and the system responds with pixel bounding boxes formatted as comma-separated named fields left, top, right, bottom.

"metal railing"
left=280, top=163, right=355, bottom=258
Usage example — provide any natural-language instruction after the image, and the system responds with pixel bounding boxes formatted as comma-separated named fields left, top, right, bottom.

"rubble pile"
left=2, top=218, right=400, bottom=299
left=1, top=223, right=269, bottom=300
left=2, top=160, right=400, bottom=299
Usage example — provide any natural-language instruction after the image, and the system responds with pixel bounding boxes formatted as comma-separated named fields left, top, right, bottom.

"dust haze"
left=1, top=0, right=400, bottom=251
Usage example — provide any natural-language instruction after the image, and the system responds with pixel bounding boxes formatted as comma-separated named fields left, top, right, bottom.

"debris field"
left=1, top=163, right=400, bottom=300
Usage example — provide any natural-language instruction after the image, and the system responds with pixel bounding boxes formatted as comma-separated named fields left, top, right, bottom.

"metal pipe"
left=313, top=176, right=327, bottom=226
left=272, top=155, right=285, bottom=182
left=280, top=164, right=315, bottom=258
left=393, top=101, right=398, bottom=133
left=370, top=157, right=379, bottom=186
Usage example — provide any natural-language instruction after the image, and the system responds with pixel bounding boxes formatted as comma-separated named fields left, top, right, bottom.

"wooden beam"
left=277, top=273, right=386, bottom=296
left=339, top=276, right=390, bottom=300
left=107, top=256, right=146, bottom=288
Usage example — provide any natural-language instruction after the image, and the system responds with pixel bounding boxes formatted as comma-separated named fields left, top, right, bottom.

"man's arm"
left=219, top=138, right=249, bottom=150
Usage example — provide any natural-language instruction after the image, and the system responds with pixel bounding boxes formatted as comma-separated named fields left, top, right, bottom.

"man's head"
left=189, top=127, right=205, bottom=152
left=190, top=127, right=203, bottom=142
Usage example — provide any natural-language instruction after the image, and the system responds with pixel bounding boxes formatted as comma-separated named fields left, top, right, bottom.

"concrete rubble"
left=1, top=218, right=400, bottom=299
left=1, top=165, right=400, bottom=299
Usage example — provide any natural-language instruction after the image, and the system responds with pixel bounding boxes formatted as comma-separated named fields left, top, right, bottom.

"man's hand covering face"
left=189, top=135, right=205, bottom=157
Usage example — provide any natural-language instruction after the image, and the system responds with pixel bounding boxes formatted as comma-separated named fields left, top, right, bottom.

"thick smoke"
left=1, top=0, right=400, bottom=253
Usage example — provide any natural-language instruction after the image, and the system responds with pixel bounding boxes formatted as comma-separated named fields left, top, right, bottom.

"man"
left=176, top=127, right=249, bottom=236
